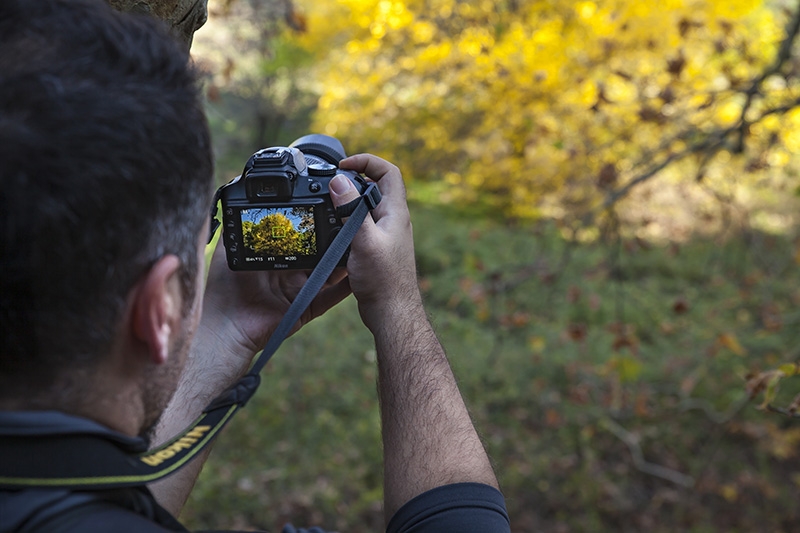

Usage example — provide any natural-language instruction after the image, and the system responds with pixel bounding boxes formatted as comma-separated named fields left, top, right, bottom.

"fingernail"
left=330, top=174, right=352, bottom=195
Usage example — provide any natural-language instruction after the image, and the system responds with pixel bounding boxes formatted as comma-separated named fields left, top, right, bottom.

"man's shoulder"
left=0, top=488, right=186, bottom=533
left=0, top=411, right=181, bottom=532
left=35, top=493, right=182, bottom=533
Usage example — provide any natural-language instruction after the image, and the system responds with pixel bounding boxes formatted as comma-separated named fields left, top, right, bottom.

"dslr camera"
left=216, top=134, right=369, bottom=271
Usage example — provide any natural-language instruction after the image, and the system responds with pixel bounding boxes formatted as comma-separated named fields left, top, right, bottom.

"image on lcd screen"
left=241, top=206, right=316, bottom=257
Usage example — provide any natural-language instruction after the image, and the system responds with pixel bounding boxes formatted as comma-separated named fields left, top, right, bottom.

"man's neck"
left=0, top=367, right=145, bottom=437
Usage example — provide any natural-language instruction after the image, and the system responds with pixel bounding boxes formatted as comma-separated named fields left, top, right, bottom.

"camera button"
left=308, top=181, right=321, bottom=193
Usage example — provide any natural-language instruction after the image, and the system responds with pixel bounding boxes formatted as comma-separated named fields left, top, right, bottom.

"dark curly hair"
left=0, top=0, right=213, bottom=396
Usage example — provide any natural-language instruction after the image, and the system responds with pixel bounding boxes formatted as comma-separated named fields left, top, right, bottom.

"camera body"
left=219, top=134, right=368, bottom=271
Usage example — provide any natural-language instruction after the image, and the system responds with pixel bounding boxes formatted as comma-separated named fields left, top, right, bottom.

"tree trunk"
left=105, top=0, right=208, bottom=48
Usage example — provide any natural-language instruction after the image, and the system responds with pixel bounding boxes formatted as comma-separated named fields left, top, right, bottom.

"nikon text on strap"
left=0, top=183, right=382, bottom=489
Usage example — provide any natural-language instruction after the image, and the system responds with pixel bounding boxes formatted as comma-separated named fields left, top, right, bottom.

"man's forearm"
left=370, top=301, right=499, bottom=521
left=326, top=153, right=500, bottom=523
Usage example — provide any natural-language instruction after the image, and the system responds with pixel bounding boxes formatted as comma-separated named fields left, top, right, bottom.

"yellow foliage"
left=282, top=0, right=799, bottom=216
left=717, top=332, right=746, bottom=356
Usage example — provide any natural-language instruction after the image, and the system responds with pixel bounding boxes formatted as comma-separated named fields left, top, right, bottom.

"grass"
left=180, top=201, right=800, bottom=532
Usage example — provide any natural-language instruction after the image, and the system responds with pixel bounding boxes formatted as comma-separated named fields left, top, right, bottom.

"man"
left=0, top=1, right=510, bottom=531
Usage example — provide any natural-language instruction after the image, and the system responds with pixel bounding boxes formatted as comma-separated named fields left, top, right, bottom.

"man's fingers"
left=339, top=154, right=407, bottom=218
left=307, top=276, right=352, bottom=323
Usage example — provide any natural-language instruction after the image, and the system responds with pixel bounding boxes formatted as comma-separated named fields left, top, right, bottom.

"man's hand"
left=328, top=154, right=424, bottom=331
left=197, top=243, right=353, bottom=379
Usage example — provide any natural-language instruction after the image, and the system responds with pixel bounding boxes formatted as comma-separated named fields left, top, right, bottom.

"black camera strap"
left=0, top=183, right=382, bottom=490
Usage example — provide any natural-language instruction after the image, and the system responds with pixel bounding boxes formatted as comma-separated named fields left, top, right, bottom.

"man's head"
left=0, top=0, right=213, bottom=434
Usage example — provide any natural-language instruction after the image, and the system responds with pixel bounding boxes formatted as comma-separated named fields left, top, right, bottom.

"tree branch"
left=601, top=418, right=695, bottom=488
left=599, top=2, right=800, bottom=213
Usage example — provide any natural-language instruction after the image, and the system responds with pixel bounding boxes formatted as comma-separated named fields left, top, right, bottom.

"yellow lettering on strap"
left=139, top=425, right=212, bottom=467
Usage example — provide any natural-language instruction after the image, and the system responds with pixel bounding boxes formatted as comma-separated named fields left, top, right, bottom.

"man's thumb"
left=329, top=174, right=361, bottom=211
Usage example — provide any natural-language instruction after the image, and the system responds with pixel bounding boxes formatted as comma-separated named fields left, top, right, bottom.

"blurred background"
left=183, top=0, right=800, bottom=530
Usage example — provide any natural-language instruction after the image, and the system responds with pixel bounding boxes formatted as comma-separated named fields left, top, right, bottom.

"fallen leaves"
left=745, top=362, right=800, bottom=415
left=717, top=332, right=746, bottom=356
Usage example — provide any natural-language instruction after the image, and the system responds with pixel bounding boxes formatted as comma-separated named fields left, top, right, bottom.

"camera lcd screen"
left=240, top=206, right=317, bottom=263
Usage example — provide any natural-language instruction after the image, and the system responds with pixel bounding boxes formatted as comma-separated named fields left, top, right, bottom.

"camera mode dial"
left=307, top=161, right=337, bottom=177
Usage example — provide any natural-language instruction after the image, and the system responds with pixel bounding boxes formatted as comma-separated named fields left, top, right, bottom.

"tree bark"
left=106, top=0, right=208, bottom=48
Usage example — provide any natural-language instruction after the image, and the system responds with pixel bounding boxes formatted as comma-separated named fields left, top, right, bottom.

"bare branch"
left=600, top=91, right=800, bottom=212
left=679, top=396, right=749, bottom=425
left=764, top=404, right=800, bottom=419
left=600, top=129, right=727, bottom=210
left=601, top=418, right=695, bottom=488
left=737, top=1, right=800, bottom=148
left=598, top=2, right=800, bottom=213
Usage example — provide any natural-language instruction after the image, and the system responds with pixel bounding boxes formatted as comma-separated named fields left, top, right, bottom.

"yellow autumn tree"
left=288, top=0, right=800, bottom=226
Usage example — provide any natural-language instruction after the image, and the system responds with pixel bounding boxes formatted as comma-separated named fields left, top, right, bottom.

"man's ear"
left=131, top=255, right=184, bottom=365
